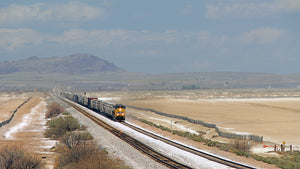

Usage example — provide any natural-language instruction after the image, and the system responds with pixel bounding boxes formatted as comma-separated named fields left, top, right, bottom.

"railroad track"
left=121, top=122, right=256, bottom=169
left=60, top=96, right=256, bottom=169
left=60, top=97, right=192, bottom=169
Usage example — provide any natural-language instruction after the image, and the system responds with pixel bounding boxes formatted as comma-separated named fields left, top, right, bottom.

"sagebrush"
left=0, top=145, right=41, bottom=169
left=44, top=116, right=80, bottom=138
left=46, top=102, right=64, bottom=118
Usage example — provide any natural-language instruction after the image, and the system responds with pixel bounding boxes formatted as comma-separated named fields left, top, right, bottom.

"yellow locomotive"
left=62, top=92, right=126, bottom=122
left=112, top=104, right=126, bottom=121
left=90, top=98, right=126, bottom=122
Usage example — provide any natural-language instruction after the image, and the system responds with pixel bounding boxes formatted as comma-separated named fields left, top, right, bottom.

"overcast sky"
left=0, top=0, right=299, bottom=74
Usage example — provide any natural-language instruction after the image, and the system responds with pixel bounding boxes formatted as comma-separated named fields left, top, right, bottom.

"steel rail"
left=60, top=97, right=192, bottom=169
left=121, top=122, right=256, bottom=169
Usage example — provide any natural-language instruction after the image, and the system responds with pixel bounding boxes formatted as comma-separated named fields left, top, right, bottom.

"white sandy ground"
left=140, top=109, right=300, bottom=156
left=4, top=98, right=57, bottom=168
left=151, top=112, right=300, bottom=157
left=251, top=146, right=280, bottom=156
left=98, top=97, right=120, bottom=102
left=75, top=103, right=237, bottom=169
left=6, top=100, right=45, bottom=137
left=148, top=116, right=199, bottom=134
left=58, top=95, right=281, bottom=168
left=0, top=93, right=30, bottom=102
left=142, top=110, right=298, bottom=156
left=208, top=97, right=300, bottom=103
left=145, top=106, right=300, bottom=156
left=95, top=96, right=300, bottom=156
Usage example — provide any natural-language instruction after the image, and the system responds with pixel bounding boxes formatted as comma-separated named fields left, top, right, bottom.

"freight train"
left=61, top=92, right=126, bottom=121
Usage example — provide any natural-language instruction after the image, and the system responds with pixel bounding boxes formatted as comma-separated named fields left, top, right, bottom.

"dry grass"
left=46, top=102, right=64, bottom=118
left=61, top=131, right=93, bottom=149
left=0, top=145, right=41, bottom=169
left=231, top=139, right=250, bottom=155
left=124, top=91, right=300, bottom=145
left=54, top=143, right=125, bottom=169
left=44, top=110, right=130, bottom=169
left=139, top=118, right=300, bottom=169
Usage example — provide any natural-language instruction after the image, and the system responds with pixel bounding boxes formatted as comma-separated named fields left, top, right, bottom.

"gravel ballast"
left=52, top=96, right=168, bottom=169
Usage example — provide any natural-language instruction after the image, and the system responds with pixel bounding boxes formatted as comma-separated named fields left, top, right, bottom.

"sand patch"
left=126, top=97, right=300, bottom=146
left=0, top=98, right=27, bottom=122
left=0, top=95, right=57, bottom=169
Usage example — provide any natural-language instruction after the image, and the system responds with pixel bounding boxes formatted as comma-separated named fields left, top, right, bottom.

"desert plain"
left=0, top=92, right=56, bottom=169
left=1, top=89, right=300, bottom=166
left=87, top=89, right=300, bottom=148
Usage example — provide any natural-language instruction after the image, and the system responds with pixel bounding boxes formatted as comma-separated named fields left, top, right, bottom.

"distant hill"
left=1, top=53, right=300, bottom=91
left=0, top=53, right=124, bottom=75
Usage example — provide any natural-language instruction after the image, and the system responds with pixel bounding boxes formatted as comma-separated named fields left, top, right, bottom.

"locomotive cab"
left=113, top=104, right=126, bottom=121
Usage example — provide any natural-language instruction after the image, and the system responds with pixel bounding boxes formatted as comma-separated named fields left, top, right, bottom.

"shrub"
left=0, top=145, right=41, bottom=169
left=139, top=118, right=300, bottom=168
left=231, top=139, right=250, bottom=154
left=46, top=102, right=64, bottom=118
left=62, top=111, right=70, bottom=115
left=55, top=143, right=125, bottom=169
left=44, top=116, right=80, bottom=138
left=48, top=112, right=131, bottom=169
left=61, top=131, right=93, bottom=149
left=276, top=152, right=300, bottom=169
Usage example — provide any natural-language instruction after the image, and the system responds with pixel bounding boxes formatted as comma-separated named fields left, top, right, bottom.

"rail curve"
left=60, top=96, right=192, bottom=169
left=121, top=122, right=256, bottom=169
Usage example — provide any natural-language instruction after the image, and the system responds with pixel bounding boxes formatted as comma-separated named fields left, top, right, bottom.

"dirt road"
left=0, top=94, right=57, bottom=169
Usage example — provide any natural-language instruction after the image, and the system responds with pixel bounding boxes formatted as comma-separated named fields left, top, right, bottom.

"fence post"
left=290, top=145, right=293, bottom=152
left=274, top=144, right=276, bottom=152
left=281, top=144, right=285, bottom=152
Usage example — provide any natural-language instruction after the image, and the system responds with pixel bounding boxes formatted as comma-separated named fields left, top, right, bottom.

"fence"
left=264, top=143, right=300, bottom=152
left=129, top=105, right=263, bottom=142
left=0, top=97, right=32, bottom=128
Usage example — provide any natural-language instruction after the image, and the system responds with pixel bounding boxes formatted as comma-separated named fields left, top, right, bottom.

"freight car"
left=61, top=92, right=126, bottom=121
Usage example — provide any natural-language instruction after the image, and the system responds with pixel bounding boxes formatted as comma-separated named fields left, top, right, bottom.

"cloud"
left=0, top=27, right=287, bottom=55
left=206, top=0, right=300, bottom=19
left=0, top=27, right=296, bottom=73
left=55, top=29, right=132, bottom=47
left=274, top=0, right=300, bottom=12
left=238, top=28, right=286, bottom=44
left=0, top=2, right=105, bottom=25
left=54, top=29, right=187, bottom=47
left=181, top=4, right=193, bottom=15
left=0, top=28, right=44, bottom=50
left=51, top=2, right=105, bottom=21
left=0, top=28, right=226, bottom=51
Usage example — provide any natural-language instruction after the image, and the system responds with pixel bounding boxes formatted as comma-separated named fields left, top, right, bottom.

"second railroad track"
left=60, top=96, right=256, bottom=169
left=61, top=97, right=192, bottom=169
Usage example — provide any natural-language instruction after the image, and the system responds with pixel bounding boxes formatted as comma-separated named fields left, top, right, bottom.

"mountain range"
left=0, top=53, right=300, bottom=91
left=0, top=53, right=124, bottom=75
